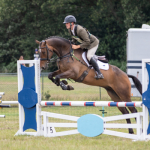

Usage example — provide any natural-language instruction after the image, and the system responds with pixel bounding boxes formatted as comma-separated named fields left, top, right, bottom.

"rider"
left=63, top=15, right=104, bottom=79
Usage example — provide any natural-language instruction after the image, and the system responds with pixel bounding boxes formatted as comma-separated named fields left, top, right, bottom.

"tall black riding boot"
left=90, top=57, right=104, bottom=79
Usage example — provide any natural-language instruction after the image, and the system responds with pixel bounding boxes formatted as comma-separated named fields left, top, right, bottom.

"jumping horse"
left=36, top=36, right=142, bottom=134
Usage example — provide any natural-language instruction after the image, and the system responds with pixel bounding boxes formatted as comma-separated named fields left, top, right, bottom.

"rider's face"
left=65, top=22, right=74, bottom=29
left=65, top=23, right=71, bottom=29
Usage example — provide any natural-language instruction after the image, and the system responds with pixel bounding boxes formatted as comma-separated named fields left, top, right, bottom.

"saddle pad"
left=82, top=52, right=109, bottom=70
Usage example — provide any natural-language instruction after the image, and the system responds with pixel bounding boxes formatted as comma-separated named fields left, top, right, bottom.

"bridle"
left=39, top=41, right=54, bottom=63
left=39, top=40, right=74, bottom=64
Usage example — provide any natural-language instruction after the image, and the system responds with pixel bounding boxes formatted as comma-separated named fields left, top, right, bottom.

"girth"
left=75, top=66, right=92, bottom=82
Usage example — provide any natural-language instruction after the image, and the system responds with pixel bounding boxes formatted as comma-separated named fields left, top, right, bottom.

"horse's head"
left=35, top=40, right=54, bottom=70
left=36, top=37, right=72, bottom=70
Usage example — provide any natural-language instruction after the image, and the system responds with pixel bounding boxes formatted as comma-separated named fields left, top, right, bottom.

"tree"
left=0, top=0, right=150, bottom=72
left=121, top=0, right=150, bottom=29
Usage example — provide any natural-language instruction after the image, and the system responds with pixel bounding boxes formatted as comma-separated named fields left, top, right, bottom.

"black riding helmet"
left=63, top=15, right=76, bottom=24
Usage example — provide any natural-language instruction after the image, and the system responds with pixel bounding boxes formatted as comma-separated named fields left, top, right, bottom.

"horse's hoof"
left=55, top=81, right=60, bottom=86
left=67, top=85, right=74, bottom=90
left=61, top=80, right=68, bottom=85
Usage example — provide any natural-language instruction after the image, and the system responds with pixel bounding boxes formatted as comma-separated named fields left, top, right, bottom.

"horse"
left=35, top=36, right=142, bottom=134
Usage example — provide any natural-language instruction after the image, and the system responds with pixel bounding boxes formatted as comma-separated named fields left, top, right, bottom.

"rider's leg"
left=87, top=45, right=104, bottom=79
left=90, top=57, right=104, bottom=79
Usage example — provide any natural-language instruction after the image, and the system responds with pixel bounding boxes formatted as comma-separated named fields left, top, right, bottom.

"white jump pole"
left=0, top=92, right=5, bottom=95
left=0, top=115, right=5, bottom=118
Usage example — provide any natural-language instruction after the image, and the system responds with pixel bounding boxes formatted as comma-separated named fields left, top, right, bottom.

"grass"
left=0, top=75, right=150, bottom=150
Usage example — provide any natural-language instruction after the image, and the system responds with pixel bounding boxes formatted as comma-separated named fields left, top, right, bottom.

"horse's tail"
left=128, top=74, right=142, bottom=95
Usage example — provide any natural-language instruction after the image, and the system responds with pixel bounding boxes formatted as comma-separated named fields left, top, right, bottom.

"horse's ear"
left=35, top=40, right=40, bottom=44
left=42, top=40, right=46, bottom=45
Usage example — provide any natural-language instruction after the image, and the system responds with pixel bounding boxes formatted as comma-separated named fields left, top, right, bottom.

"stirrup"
left=95, top=74, right=104, bottom=79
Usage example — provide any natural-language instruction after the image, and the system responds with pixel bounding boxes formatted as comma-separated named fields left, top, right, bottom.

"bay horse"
left=35, top=36, right=142, bottom=134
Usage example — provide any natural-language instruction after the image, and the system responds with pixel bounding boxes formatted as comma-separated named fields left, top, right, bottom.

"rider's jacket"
left=68, top=24, right=99, bottom=50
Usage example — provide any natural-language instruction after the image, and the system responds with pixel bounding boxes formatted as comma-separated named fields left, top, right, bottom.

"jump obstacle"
left=0, top=92, right=10, bottom=118
left=15, top=59, right=150, bottom=141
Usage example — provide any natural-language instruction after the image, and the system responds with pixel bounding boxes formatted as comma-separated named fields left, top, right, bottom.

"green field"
left=0, top=75, right=149, bottom=150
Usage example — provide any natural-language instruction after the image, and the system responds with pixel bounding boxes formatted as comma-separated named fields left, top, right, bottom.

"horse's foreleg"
left=48, top=72, right=55, bottom=82
left=54, top=70, right=75, bottom=90
left=48, top=70, right=61, bottom=85
left=54, top=70, right=74, bottom=84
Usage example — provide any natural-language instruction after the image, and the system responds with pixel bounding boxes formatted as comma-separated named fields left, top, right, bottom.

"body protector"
left=69, top=25, right=99, bottom=50
left=71, top=25, right=91, bottom=44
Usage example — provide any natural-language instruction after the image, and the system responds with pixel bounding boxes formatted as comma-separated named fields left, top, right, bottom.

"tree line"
left=0, top=0, right=150, bottom=72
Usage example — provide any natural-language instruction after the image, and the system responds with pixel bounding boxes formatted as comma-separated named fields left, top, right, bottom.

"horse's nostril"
left=42, top=67, right=45, bottom=70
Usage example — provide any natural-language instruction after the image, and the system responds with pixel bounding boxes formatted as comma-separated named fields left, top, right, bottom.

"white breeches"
left=87, top=45, right=99, bottom=61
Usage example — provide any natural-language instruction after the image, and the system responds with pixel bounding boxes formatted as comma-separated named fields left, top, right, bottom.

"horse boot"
left=60, top=81, right=68, bottom=90
left=90, top=57, right=104, bottom=79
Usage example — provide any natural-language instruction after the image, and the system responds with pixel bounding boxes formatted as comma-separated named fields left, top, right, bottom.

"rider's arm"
left=72, top=44, right=80, bottom=49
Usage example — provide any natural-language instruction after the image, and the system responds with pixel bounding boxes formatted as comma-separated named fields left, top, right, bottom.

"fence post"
left=42, top=73, right=44, bottom=100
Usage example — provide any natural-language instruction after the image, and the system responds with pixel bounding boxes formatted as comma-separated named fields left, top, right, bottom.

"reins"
left=39, top=39, right=88, bottom=67
left=71, top=50, right=88, bottom=67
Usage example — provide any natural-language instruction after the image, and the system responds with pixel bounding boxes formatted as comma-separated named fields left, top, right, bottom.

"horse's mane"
left=45, top=36, right=70, bottom=44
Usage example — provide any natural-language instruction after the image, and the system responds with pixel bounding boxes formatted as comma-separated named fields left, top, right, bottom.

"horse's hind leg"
left=128, top=107, right=138, bottom=123
left=106, top=87, right=134, bottom=134
left=128, top=107, right=137, bottom=114
left=117, top=107, right=134, bottom=134
left=111, top=83, right=138, bottom=123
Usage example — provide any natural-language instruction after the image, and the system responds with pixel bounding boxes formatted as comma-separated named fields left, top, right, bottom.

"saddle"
left=96, top=56, right=109, bottom=63
left=84, top=52, right=108, bottom=64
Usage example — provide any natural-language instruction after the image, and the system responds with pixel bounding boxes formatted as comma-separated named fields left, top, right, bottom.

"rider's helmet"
left=63, top=15, right=76, bottom=24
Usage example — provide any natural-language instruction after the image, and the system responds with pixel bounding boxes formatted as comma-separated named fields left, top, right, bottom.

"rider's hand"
left=72, top=44, right=80, bottom=49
